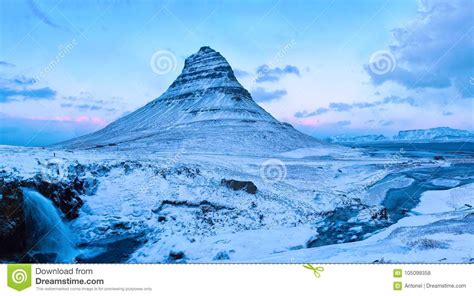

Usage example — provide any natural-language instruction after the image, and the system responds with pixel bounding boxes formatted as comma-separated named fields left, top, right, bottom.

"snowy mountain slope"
left=393, top=127, right=474, bottom=142
left=329, top=127, right=474, bottom=144
left=55, top=47, right=323, bottom=155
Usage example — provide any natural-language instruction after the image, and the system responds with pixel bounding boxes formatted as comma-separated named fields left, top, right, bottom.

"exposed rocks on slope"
left=221, top=178, right=257, bottom=194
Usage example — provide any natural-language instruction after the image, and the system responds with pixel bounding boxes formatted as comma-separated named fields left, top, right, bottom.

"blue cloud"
left=256, top=65, right=300, bottom=83
left=380, top=120, right=394, bottom=126
left=295, top=107, right=329, bottom=118
left=76, top=104, right=102, bottom=111
left=61, top=103, right=101, bottom=110
left=295, top=96, right=417, bottom=118
left=0, top=87, right=56, bottom=103
left=27, top=0, right=59, bottom=28
left=251, top=87, right=287, bottom=102
left=329, top=102, right=353, bottom=112
left=382, top=95, right=417, bottom=106
left=12, top=76, right=37, bottom=86
left=336, top=120, right=351, bottom=126
left=366, top=0, right=474, bottom=97
left=0, top=61, right=15, bottom=67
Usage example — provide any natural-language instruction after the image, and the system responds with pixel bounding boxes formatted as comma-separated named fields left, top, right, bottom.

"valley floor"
left=0, top=143, right=473, bottom=263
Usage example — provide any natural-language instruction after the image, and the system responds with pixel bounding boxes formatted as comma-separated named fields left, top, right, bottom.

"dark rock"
left=221, top=179, right=257, bottom=194
left=433, top=155, right=445, bottom=161
left=0, top=181, right=27, bottom=257
left=371, top=208, right=388, bottom=220
left=213, top=251, right=230, bottom=261
left=169, top=250, right=185, bottom=261
left=33, top=180, right=84, bottom=220
left=112, top=221, right=132, bottom=230
left=152, top=199, right=230, bottom=213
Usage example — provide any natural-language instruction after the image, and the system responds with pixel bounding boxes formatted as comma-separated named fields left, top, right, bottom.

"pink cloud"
left=28, top=115, right=107, bottom=126
left=295, top=118, right=321, bottom=127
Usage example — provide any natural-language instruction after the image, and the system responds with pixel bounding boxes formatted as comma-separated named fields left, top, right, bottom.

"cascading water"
left=21, top=188, right=77, bottom=263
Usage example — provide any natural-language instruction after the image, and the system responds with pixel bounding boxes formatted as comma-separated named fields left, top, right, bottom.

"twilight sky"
left=0, top=0, right=473, bottom=146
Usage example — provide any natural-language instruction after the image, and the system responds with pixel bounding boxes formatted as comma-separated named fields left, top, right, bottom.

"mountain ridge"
left=327, top=127, right=474, bottom=143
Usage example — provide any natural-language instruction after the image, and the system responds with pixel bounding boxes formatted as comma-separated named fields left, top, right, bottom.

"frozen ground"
left=0, top=144, right=472, bottom=263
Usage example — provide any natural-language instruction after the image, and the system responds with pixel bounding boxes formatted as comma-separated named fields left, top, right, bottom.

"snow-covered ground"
left=1, top=143, right=472, bottom=263
left=259, top=184, right=474, bottom=263
left=1, top=47, right=472, bottom=263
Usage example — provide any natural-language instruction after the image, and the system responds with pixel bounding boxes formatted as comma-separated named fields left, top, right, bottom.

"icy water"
left=76, top=235, right=144, bottom=263
left=309, top=143, right=474, bottom=249
left=382, top=163, right=474, bottom=222
left=350, top=142, right=474, bottom=159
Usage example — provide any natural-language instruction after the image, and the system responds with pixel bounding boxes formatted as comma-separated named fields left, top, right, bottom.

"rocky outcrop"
left=0, top=172, right=95, bottom=260
left=221, top=178, right=257, bottom=194
left=0, top=182, right=27, bottom=256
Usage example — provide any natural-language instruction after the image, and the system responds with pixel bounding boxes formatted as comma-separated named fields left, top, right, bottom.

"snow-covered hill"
left=55, top=46, right=323, bottom=155
left=328, top=127, right=473, bottom=144
left=393, top=127, right=474, bottom=142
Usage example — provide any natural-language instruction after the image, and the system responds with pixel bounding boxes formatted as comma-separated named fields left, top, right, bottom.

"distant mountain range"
left=327, top=127, right=474, bottom=143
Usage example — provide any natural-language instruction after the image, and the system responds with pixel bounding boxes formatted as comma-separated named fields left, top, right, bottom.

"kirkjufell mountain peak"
left=56, top=47, right=322, bottom=154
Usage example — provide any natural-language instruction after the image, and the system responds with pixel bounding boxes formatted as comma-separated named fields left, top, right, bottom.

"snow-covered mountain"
left=2, top=47, right=473, bottom=264
left=393, top=127, right=474, bottom=142
left=56, top=46, right=322, bottom=155
left=327, top=134, right=388, bottom=143
left=328, top=127, right=473, bottom=144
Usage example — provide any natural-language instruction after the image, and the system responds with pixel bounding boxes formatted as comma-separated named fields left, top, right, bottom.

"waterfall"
left=22, top=188, right=77, bottom=263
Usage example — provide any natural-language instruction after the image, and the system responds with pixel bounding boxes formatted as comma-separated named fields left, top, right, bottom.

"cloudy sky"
left=0, top=0, right=473, bottom=146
